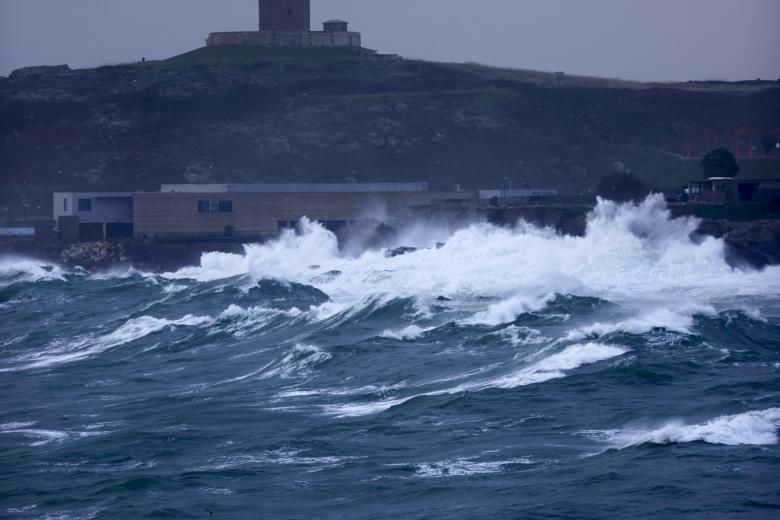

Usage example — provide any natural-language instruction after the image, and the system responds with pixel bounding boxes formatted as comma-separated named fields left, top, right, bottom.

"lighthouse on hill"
left=207, top=0, right=361, bottom=49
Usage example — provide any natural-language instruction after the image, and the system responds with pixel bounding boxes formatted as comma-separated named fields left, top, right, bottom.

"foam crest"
left=593, top=408, right=780, bottom=447
left=460, top=342, right=627, bottom=391
left=5, top=314, right=213, bottom=371
left=162, top=195, right=779, bottom=329
left=324, top=342, right=626, bottom=417
left=0, top=256, right=69, bottom=286
left=0, top=421, right=112, bottom=447
left=380, top=325, right=431, bottom=340
left=216, top=304, right=303, bottom=337
left=226, top=344, right=331, bottom=383
left=564, top=302, right=716, bottom=341
left=412, top=457, right=533, bottom=478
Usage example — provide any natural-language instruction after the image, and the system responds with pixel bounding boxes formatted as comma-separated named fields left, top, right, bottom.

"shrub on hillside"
left=596, top=173, right=649, bottom=202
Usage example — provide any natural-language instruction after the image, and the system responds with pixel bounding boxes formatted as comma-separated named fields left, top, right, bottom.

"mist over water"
left=1, top=196, right=779, bottom=518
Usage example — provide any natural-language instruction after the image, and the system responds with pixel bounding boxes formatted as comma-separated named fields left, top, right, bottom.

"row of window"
left=197, top=200, right=233, bottom=213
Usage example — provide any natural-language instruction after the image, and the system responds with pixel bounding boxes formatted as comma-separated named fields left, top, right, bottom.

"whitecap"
left=323, top=343, right=626, bottom=417
left=589, top=407, right=780, bottom=447
left=4, top=314, right=213, bottom=371
left=411, top=457, right=533, bottom=478
left=380, top=325, right=431, bottom=340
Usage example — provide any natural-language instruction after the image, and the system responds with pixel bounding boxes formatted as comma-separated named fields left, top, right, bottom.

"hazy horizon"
left=1, top=0, right=779, bottom=81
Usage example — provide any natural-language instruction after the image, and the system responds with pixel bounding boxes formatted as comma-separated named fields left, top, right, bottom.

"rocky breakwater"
left=60, top=241, right=128, bottom=270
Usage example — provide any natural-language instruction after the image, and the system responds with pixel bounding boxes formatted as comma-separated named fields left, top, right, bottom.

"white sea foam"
left=495, top=325, right=549, bottom=346
left=0, top=423, right=111, bottom=447
left=0, top=256, right=69, bottom=285
left=380, top=325, right=431, bottom=340
left=590, top=408, right=780, bottom=447
left=158, top=195, right=779, bottom=329
left=224, top=344, right=331, bottom=384
left=324, top=342, right=626, bottom=417
left=454, top=342, right=627, bottom=391
left=196, top=449, right=354, bottom=471
left=412, top=457, right=533, bottom=478
left=564, top=302, right=717, bottom=341
left=216, top=304, right=303, bottom=337
left=4, top=314, right=213, bottom=371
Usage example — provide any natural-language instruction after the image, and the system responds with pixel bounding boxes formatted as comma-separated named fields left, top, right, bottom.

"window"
left=78, top=198, right=92, bottom=211
left=198, top=200, right=233, bottom=213
left=63, top=198, right=68, bottom=211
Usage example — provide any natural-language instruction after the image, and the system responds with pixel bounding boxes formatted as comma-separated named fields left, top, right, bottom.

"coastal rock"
left=60, top=241, right=127, bottom=270
left=697, top=219, right=780, bottom=269
left=385, top=246, right=418, bottom=258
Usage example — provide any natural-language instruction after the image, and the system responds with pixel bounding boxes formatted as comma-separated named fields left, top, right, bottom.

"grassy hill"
left=1, top=45, right=779, bottom=219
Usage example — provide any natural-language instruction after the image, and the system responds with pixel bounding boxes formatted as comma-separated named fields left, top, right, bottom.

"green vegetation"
left=596, top=173, right=649, bottom=202
left=1, top=45, right=779, bottom=220
left=701, top=147, right=740, bottom=179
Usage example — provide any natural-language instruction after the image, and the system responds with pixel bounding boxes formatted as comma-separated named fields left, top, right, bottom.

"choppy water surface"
left=2, top=196, right=779, bottom=519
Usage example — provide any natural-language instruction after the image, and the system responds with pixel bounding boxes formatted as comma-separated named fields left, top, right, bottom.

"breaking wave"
left=2, top=195, right=780, bottom=517
left=160, top=195, right=779, bottom=325
left=590, top=408, right=780, bottom=447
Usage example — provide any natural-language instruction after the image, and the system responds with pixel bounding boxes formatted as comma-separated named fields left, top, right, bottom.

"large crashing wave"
left=163, top=194, right=778, bottom=319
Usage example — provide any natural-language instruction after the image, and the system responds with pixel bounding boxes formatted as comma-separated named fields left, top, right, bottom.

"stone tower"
left=259, top=0, right=311, bottom=31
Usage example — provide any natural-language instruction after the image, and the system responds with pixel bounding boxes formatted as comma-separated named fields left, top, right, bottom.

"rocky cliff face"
left=2, top=46, right=779, bottom=217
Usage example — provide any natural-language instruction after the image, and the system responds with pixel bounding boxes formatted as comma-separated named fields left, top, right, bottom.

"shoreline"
left=2, top=209, right=779, bottom=273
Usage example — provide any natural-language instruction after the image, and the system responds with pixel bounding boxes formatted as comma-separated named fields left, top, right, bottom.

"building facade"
left=207, top=0, right=361, bottom=49
left=478, top=189, right=559, bottom=206
left=53, top=192, right=134, bottom=240
left=687, top=178, right=780, bottom=205
left=133, top=184, right=475, bottom=240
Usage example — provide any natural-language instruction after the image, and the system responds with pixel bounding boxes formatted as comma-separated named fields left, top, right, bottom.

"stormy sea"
left=1, top=195, right=779, bottom=519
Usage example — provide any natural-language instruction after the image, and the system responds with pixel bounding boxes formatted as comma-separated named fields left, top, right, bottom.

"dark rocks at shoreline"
left=60, top=241, right=128, bottom=270
left=696, top=219, right=780, bottom=269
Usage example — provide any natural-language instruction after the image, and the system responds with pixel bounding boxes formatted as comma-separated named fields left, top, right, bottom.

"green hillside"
left=1, top=45, right=779, bottom=219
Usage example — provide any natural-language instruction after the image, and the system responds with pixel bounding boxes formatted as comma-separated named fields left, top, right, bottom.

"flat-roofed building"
left=53, top=192, right=134, bottom=240
left=478, top=189, right=558, bottom=206
left=687, top=178, right=780, bottom=205
left=134, top=184, right=475, bottom=240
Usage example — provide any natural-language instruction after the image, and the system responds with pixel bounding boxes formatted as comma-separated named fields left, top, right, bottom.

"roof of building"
left=159, top=183, right=429, bottom=194
left=690, top=178, right=780, bottom=183
left=54, top=192, right=132, bottom=198
left=324, top=19, right=348, bottom=24
left=478, top=189, right=558, bottom=198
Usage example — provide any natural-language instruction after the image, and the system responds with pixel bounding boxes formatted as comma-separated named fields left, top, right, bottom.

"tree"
left=596, top=173, right=649, bottom=202
left=701, top=147, right=739, bottom=179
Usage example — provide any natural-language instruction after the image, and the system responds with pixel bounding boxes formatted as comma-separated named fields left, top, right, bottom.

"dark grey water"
left=1, top=197, right=779, bottom=519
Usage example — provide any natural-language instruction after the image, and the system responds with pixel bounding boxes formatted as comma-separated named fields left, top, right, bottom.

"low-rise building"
left=53, top=192, right=134, bottom=240
left=133, top=183, right=475, bottom=240
left=478, top=189, right=558, bottom=206
left=687, top=178, right=780, bottom=205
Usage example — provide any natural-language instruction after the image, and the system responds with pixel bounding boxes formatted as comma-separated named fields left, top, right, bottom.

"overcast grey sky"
left=1, top=0, right=778, bottom=81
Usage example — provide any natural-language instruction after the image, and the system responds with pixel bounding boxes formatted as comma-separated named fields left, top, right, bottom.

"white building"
left=53, top=192, right=133, bottom=239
